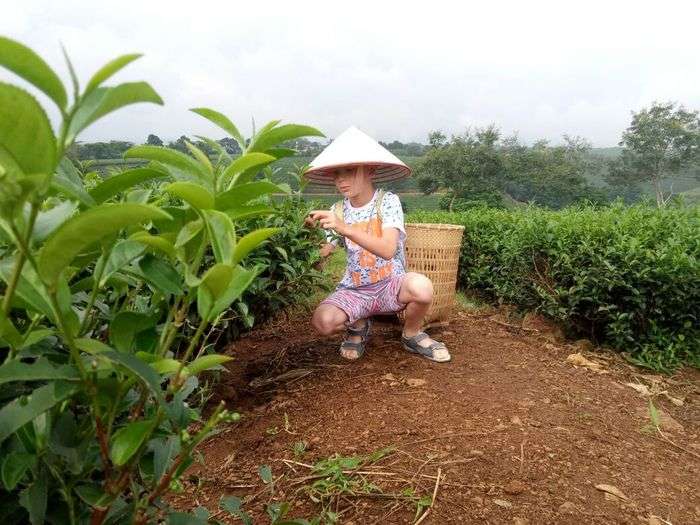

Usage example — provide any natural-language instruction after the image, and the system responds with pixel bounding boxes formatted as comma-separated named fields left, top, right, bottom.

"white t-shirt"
left=328, top=190, right=406, bottom=289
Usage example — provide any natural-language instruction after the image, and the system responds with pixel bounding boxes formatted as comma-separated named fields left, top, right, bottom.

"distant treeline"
left=70, top=100, right=700, bottom=210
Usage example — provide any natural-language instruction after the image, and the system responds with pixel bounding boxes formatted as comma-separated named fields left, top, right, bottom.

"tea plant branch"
left=138, top=402, right=229, bottom=521
left=94, top=413, right=113, bottom=479
left=171, top=318, right=208, bottom=390
left=2, top=203, right=40, bottom=316
left=79, top=246, right=109, bottom=335
left=48, top=291, right=88, bottom=379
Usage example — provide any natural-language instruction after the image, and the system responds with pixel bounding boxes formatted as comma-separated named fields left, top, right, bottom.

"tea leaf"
left=190, top=107, right=245, bottom=150
left=90, top=167, right=168, bottom=204
left=187, top=354, right=233, bottom=375
left=66, top=82, right=163, bottom=143
left=0, top=36, right=66, bottom=109
left=110, top=419, right=153, bottom=466
left=0, top=82, right=56, bottom=177
left=249, top=124, right=323, bottom=153
left=84, top=53, right=142, bottom=95
left=0, top=358, right=80, bottom=385
left=165, top=182, right=215, bottom=210
left=0, top=382, right=79, bottom=443
left=125, top=145, right=210, bottom=182
left=38, top=203, right=171, bottom=288
left=203, top=210, right=235, bottom=264
left=216, top=181, right=284, bottom=211
left=231, top=228, right=280, bottom=266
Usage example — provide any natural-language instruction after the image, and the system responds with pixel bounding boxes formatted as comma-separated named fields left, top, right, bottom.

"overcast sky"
left=3, top=0, right=699, bottom=147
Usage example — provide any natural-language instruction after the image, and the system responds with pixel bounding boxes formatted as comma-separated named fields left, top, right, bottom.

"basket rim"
left=406, top=222, right=465, bottom=231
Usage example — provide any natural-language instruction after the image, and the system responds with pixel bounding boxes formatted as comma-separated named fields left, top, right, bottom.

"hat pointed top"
left=304, top=126, right=410, bottom=185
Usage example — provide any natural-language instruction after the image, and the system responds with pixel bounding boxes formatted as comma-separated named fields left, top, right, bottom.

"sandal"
left=402, top=332, right=451, bottom=362
left=340, top=319, right=372, bottom=360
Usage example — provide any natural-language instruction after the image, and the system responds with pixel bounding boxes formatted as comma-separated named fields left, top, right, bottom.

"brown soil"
left=173, top=308, right=700, bottom=524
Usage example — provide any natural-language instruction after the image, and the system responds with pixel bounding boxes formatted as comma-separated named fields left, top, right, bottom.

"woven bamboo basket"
left=402, top=223, right=465, bottom=324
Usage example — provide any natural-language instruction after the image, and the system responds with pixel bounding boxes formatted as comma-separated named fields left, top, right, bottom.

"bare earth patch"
left=172, top=309, right=700, bottom=524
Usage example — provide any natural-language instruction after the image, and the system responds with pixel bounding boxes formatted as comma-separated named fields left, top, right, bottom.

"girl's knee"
left=312, top=306, right=344, bottom=336
left=403, top=273, right=433, bottom=304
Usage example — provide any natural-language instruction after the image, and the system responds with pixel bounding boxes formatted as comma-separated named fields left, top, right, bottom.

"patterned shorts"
left=321, top=274, right=407, bottom=324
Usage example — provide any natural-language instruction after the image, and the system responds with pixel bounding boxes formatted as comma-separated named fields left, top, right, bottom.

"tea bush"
left=0, top=36, right=323, bottom=523
left=208, top=196, right=331, bottom=341
left=408, top=204, right=700, bottom=371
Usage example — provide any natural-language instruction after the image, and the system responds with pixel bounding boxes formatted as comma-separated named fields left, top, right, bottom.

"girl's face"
left=332, top=166, right=372, bottom=197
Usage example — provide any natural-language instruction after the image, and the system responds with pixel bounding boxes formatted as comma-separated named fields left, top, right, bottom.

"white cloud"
left=2, top=0, right=699, bottom=146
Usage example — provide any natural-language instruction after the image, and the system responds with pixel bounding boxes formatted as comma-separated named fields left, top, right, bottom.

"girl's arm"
left=308, top=210, right=399, bottom=260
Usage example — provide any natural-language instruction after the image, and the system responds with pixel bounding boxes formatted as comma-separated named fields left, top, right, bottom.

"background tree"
left=502, top=135, right=606, bottom=208
left=415, top=125, right=505, bottom=210
left=146, top=133, right=163, bottom=146
left=607, top=101, right=700, bottom=207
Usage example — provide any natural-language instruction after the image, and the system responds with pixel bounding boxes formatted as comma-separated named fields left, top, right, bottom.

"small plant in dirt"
left=292, top=440, right=308, bottom=458
left=0, top=36, right=323, bottom=523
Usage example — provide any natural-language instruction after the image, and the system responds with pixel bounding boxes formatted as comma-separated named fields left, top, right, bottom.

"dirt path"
left=173, top=308, right=700, bottom=524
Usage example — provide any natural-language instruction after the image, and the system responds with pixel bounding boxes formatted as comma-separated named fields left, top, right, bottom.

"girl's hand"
left=308, top=210, right=348, bottom=236
left=319, top=243, right=335, bottom=258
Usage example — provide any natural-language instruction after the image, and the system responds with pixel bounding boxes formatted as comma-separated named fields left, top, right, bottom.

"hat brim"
left=304, top=162, right=411, bottom=186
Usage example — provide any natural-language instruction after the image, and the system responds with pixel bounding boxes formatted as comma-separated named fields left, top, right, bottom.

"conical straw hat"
left=304, top=126, right=411, bottom=185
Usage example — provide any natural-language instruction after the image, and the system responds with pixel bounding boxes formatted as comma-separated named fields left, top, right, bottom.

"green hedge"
left=408, top=204, right=700, bottom=371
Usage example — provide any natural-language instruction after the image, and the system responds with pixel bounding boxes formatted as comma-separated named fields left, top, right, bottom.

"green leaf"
left=226, top=204, right=275, bottom=221
left=0, top=82, right=56, bottom=177
left=100, top=239, right=145, bottom=286
left=0, top=257, right=54, bottom=320
left=32, top=201, right=77, bottom=242
left=220, top=496, right=253, bottom=525
left=202, top=210, right=235, bottom=265
left=150, top=358, right=182, bottom=375
left=165, top=182, right=214, bottom=210
left=0, top=358, right=79, bottom=385
left=130, top=232, right=176, bottom=259
left=220, top=152, right=276, bottom=187
left=20, top=328, right=54, bottom=349
left=138, top=254, right=183, bottom=295
left=19, top=469, right=47, bottom=525
left=231, top=228, right=279, bottom=266
left=194, top=135, right=232, bottom=163
left=66, top=82, right=163, bottom=144
left=152, top=436, right=180, bottom=482
left=0, top=36, right=67, bottom=109
left=125, top=145, right=210, bottom=182
left=109, top=311, right=158, bottom=353
left=0, top=381, right=79, bottom=443
left=215, top=181, right=284, bottom=211
left=74, top=484, right=113, bottom=507
left=250, top=124, right=324, bottom=153
left=51, top=158, right=96, bottom=207
left=187, top=354, right=232, bottom=375
left=196, top=264, right=233, bottom=320
left=190, top=107, right=245, bottom=150
left=89, top=167, right=168, bottom=204
left=265, top=147, right=297, bottom=159
left=110, top=419, right=153, bottom=466
left=175, top=219, right=203, bottom=248
left=0, top=309, right=22, bottom=349
left=185, top=141, right=213, bottom=175
left=210, top=266, right=259, bottom=320
left=168, top=511, right=209, bottom=525
left=84, top=53, right=143, bottom=95
left=74, top=338, right=113, bottom=355
left=258, top=464, right=273, bottom=483
left=1, top=451, right=35, bottom=491
left=37, top=203, right=171, bottom=289
left=100, top=350, right=164, bottom=403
